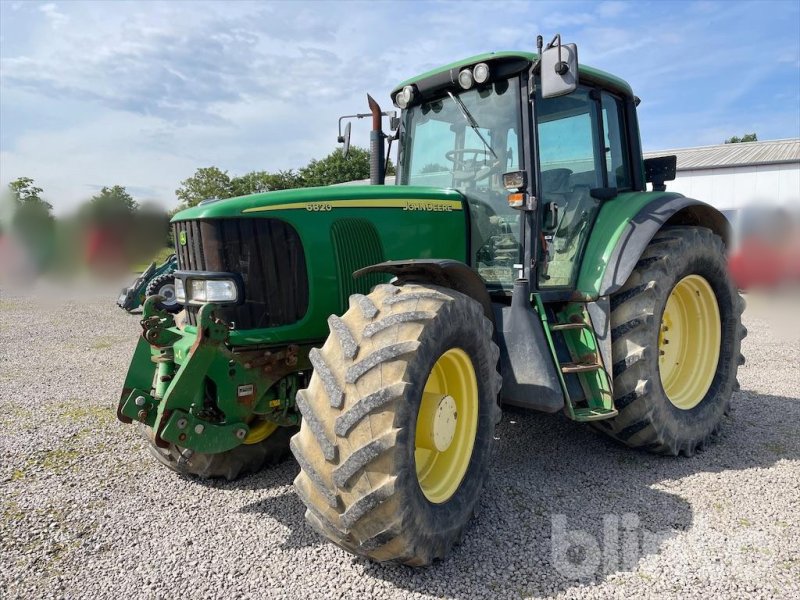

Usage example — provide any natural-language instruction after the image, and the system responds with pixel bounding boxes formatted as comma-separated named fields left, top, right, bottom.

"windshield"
left=399, top=78, right=523, bottom=290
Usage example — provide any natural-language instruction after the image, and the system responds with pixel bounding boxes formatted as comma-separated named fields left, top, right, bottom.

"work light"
left=458, top=69, right=473, bottom=89
left=395, top=85, right=414, bottom=108
left=473, top=63, right=490, bottom=84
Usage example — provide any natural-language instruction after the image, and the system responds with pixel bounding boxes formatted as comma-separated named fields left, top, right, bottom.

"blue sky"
left=1, top=0, right=798, bottom=214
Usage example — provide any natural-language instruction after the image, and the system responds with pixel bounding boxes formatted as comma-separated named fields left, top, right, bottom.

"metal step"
left=550, top=322, right=589, bottom=331
left=561, top=362, right=602, bottom=374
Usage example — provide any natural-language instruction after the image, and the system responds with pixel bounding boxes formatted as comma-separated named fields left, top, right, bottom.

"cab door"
left=535, top=86, right=632, bottom=289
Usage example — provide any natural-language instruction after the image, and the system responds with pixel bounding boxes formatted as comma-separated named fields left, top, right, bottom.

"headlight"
left=173, top=271, right=243, bottom=306
left=503, top=170, right=527, bottom=191
left=188, top=279, right=238, bottom=304
left=205, top=280, right=238, bottom=302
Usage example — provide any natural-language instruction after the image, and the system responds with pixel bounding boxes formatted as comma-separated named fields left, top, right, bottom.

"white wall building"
left=643, top=138, right=800, bottom=211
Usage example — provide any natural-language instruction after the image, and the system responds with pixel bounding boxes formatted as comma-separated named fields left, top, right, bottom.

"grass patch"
left=133, top=246, right=174, bottom=272
left=737, top=517, right=753, bottom=527
left=764, top=442, right=787, bottom=455
left=57, top=401, right=115, bottom=424
left=91, top=337, right=114, bottom=350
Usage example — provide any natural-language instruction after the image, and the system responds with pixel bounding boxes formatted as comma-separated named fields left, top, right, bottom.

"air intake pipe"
left=367, top=94, right=385, bottom=185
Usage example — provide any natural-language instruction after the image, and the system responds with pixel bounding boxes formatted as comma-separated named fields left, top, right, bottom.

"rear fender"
left=580, top=195, right=731, bottom=297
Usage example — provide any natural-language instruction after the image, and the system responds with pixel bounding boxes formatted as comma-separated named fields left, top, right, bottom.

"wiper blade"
left=447, top=91, right=497, bottom=159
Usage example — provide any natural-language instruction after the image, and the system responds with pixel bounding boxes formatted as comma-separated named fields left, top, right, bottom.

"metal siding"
left=643, top=138, right=800, bottom=170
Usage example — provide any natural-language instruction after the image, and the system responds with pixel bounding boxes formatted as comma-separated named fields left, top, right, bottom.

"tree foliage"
left=420, top=163, right=449, bottom=174
left=230, top=170, right=302, bottom=197
left=299, top=146, right=395, bottom=187
left=8, top=177, right=52, bottom=211
left=299, top=147, right=372, bottom=187
left=724, top=133, right=758, bottom=144
left=174, top=145, right=395, bottom=209
left=88, top=185, right=138, bottom=219
left=175, top=166, right=233, bottom=208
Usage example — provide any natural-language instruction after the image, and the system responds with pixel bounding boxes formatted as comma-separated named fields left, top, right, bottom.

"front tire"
left=597, top=226, right=746, bottom=455
left=291, top=284, right=501, bottom=565
left=145, top=274, right=181, bottom=314
left=140, top=422, right=297, bottom=480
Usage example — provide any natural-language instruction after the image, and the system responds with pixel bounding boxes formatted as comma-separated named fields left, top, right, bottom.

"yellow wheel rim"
left=415, top=348, right=479, bottom=504
left=659, top=274, right=721, bottom=410
left=243, top=420, right=279, bottom=445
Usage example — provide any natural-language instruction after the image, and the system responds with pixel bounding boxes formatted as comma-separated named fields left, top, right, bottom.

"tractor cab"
left=386, top=40, right=642, bottom=295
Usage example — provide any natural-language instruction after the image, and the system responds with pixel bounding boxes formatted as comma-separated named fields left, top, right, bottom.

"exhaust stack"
left=367, top=94, right=385, bottom=185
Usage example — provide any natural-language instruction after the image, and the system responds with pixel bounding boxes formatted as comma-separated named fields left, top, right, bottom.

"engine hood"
left=171, top=185, right=466, bottom=221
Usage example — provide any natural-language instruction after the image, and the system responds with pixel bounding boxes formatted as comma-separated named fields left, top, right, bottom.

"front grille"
left=173, top=219, right=309, bottom=330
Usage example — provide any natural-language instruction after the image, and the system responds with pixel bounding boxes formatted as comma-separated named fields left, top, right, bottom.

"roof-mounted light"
left=457, top=69, right=473, bottom=90
left=395, top=85, right=415, bottom=109
left=473, top=62, right=490, bottom=84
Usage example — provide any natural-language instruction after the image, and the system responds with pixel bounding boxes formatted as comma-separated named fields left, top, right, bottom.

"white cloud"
left=0, top=0, right=798, bottom=215
left=38, top=2, right=69, bottom=29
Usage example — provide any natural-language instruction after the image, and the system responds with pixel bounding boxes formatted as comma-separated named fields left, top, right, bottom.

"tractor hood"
left=171, top=185, right=466, bottom=221
left=169, top=183, right=470, bottom=346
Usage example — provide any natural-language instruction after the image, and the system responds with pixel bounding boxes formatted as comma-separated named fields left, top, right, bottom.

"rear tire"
left=596, top=226, right=746, bottom=455
left=145, top=274, right=181, bottom=314
left=139, top=423, right=296, bottom=480
left=291, top=284, right=501, bottom=565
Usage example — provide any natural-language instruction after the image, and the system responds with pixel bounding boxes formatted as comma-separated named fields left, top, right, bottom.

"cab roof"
left=391, top=50, right=634, bottom=100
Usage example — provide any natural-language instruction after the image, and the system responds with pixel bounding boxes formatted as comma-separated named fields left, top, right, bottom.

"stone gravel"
left=1, top=283, right=798, bottom=599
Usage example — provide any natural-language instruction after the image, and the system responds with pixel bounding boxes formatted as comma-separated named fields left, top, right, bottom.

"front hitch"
left=118, top=298, right=308, bottom=454
left=118, top=302, right=251, bottom=453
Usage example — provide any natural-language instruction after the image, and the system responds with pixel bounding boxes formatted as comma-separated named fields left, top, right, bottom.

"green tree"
left=231, top=169, right=302, bottom=196
left=8, top=177, right=52, bottom=211
left=7, top=178, right=55, bottom=272
left=724, top=133, right=758, bottom=144
left=175, top=167, right=233, bottom=208
left=89, top=185, right=138, bottom=217
left=420, top=163, right=449, bottom=174
left=298, top=146, right=394, bottom=187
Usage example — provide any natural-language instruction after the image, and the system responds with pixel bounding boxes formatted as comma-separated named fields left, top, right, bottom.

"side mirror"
left=337, top=122, right=352, bottom=158
left=540, top=36, right=578, bottom=99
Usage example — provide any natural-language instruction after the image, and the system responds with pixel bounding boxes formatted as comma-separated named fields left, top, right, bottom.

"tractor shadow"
left=240, top=390, right=799, bottom=597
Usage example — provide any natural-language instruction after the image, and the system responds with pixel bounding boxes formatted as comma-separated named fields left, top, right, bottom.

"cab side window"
left=601, top=93, right=631, bottom=190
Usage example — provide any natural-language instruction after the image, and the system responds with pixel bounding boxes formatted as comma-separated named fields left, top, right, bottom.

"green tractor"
left=117, top=36, right=745, bottom=565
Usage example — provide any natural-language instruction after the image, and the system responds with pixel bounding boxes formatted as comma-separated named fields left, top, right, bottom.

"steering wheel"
left=446, top=148, right=498, bottom=182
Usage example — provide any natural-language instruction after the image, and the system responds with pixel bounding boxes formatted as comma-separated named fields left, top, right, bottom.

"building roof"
left=643, top=138, right=800, bottom=170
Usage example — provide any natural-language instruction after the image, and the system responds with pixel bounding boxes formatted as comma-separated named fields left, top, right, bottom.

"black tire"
left=291, top=283, right=502, bottom=565
left=139, top=423, right=297, bottom=480
left=145, top=274, right=181, bottom=314
left=595, top=226, right=746, bottom=456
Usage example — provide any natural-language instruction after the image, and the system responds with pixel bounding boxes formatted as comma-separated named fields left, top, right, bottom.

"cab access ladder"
left=534, top=296, right=617, bottom=422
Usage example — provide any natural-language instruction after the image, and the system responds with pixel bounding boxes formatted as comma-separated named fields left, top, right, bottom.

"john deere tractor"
left=117, top=36, right=745, bottom=565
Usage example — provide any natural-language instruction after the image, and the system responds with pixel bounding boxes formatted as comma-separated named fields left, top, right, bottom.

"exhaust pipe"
left=367, top=94, right=385, bottom=185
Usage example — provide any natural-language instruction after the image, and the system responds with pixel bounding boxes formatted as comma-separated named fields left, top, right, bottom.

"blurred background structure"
left=644, top=138, right=800, bottom=289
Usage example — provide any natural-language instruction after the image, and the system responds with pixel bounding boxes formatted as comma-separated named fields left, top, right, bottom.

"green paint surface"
left=173, top=185, right=468, bottom=346
left=576, top=190, right=683, bottom=296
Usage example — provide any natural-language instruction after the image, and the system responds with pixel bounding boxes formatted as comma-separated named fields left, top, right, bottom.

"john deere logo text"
left=179, top=231, right=187, bottom=246
left=403, top=201, right=453, bottom=212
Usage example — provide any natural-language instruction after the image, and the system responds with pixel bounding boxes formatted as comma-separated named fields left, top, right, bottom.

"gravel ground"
left=1, top=283, right=798, bottom=599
